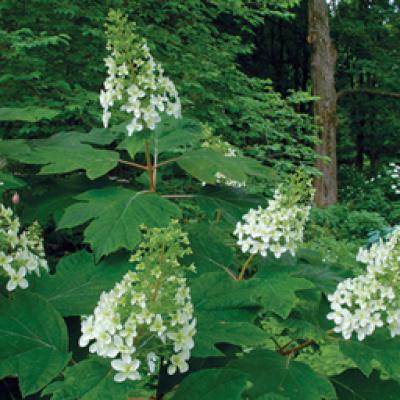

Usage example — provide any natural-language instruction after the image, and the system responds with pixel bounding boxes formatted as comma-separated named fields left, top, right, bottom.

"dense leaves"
left=30, top=251, right=131, bottom=316
left=0, top=1, right=398, bottom=399
left=43, top=356, right=146, bottom=400
left=172, top=368, right=249, bottom=400
left=229, top=349, right=337, bottom=400
left=0, top=293, right=70, bottom=396
left=0, top=132, right=120, bottom=179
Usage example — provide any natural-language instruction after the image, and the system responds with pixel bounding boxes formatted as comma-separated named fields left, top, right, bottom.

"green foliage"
left=58, top=187, right=181, bottom=260
left=190, top=271, right=268, bottom=357
left=0, top=293, right=70, bottom=396
left=29, top=251, right=131, bottom=316
left=0, top=107, right=60, bottom=122
left=0, top=132, right=120, bottom=180
left=339, top=331, right=400, bottom=381
left=228, top=349, right=336, bottom=400
left=0, top=2, right=398, bottom=399
left=332, top=369, right=400, bottom=400
left=307, top=204, right=388, bottom=243
left=172, top=368, right=249, bottom=400
left=43, top=356, right=148, bottom=400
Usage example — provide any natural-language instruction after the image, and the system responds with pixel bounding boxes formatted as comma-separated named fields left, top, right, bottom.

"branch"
left=119, top=159, right=148, bottom=170
left=281, top=339, right=315, bottom=356
left=337, top=88, right=400, bottom=101
left=155, top=157, right=181, bottom=168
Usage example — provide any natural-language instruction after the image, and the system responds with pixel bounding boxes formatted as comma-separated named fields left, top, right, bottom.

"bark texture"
left=308, top=0, right=338, bottom=206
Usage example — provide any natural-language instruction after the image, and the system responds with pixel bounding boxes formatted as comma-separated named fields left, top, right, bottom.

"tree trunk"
left=308, top=0, right=338, bottom=206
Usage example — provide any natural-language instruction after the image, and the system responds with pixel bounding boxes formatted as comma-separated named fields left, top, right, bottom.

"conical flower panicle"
left=100, top=10, right=181, bottom=136
left=79, top=221, right=197, bottom=382
left=234, top=172, right=313, bottom=258
left=327, top=227, right=400, bottom=341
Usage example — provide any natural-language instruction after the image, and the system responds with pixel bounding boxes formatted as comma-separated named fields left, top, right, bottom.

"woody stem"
left=238, top=253, right=255, bottom=281
left=145, top=141, right=156, bottom=192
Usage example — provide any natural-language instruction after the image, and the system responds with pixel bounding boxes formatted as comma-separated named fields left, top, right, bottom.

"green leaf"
left=58, top=187, right=181, bottom=259
left=0, top=292, right=70, bottom=396
left=155, top=116, right=203, bottom=153
left=30, top=251, right=131, bottom=316
left=43, top=356, right=147, bottom=400
left=332, top=369, right=400, bottom=400
left=229, top=349, right=337, bottom=400
left=187, top=223, right=234, bottom=275
left=21, top=175, right=102, bottom=225
left=0, top=106, right=60, bottom=122
left=0, top=171, right=26, bottom=195
left=191, top=272, right=268, bottom=357
left=295, top=249, right=352, bottom=294
left=196, top=187, right=265, bottom=226
left=173, top=368, right=250, bottom=400
left=117, top=130, right=147, bottom=159
left=0, top=132, right=119, bottom=179
left=253, top=268, right=314, bottom=319
left=177, top=148, right=272, bottom=185
left=339, top=331, right=400, bottom=380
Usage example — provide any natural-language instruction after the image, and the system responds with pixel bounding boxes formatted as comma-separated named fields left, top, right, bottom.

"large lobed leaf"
left=43, top=356, right=148, bottom=400
left=117, top=116, right=203, bottom=158
left=191, top=272, right=268, bottom=357
left=172, top=368, right=250, bottom=400
left=229, top=349, right=337, bottom=400
left=339, top=331, right=400, bottom=381
left=0, top=131, right=119, bottom=179
left=30, top=251, right=131, bottom=316
left=58, top=187, right=181, bottom=260
left=0, top=292, right=70, bottom=396
left=177, top=148, right=274, bottom=185
left=0, top=106, right=60, bottom=122
left=332, top=369, right=400, bottom=400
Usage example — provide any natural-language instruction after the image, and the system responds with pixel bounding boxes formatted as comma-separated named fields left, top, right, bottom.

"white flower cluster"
left=0, top=204, right=48, bottom=291
left=327, top=227, right=400, bottom=341
left=234, top=180, right=312, bottom=258
left=100, top=11, right=181, bottom=136
left=389, top=162, right=400, bottom=195
left=201, top=135, right=246, bottom=188
left=79, top=223, right=196, bottom=383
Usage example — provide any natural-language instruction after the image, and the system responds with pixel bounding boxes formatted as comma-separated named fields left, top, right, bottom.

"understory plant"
left=0, top=9, right=400, bottom=400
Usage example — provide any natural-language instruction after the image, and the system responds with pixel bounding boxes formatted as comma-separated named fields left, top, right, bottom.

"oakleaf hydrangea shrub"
left=328, top=227, right=400, bottom=340
left=0, top=204, right=48, bottom=291
left=79, top=221, right=196, bottom=382
left=100, top=10, right=181, bottom=135
left=234, top=171, right=314, bottom=258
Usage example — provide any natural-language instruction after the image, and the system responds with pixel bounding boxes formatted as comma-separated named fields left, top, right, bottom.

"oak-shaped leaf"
left=191, top=272, right=268, bottom=357
left=332, top=369, right=400, bottom=400
left=58, top=187, right=181, bottom=260
left=118, top=116, right=203, bottom=158
left=172, top=368, right=250, bottom=400
left=177, top=148, right=273, bottom=185
left=43, top=356, right=149, bottom=400
left=30, top=251, right=131, bottom=316
left=229, top=349, right=337, bottom=400
left=339, top=330, right=400, bottom=381
left=0, top=131, right=119, bottom=179
left=0, top=292, right=70, bottom=397
left=0, top=106, right=60, bottom=122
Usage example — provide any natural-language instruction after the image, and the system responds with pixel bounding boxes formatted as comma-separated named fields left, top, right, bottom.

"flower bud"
left=12, top=192, right=20, bottom=205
